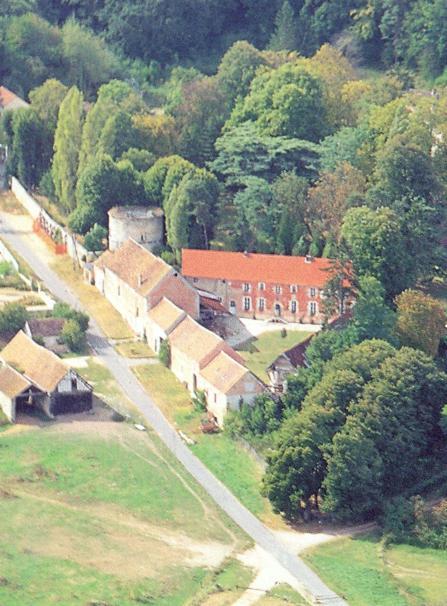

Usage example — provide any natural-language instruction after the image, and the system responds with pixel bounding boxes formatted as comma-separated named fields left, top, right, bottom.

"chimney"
left=305, top=255, right=313, bottom=264
left=243, top=250, right=249, bottom=257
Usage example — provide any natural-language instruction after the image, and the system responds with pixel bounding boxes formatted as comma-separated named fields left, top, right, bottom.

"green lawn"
left=239, top=330, right=312, bottom=382
left=133, top=362, right=283, bottom=527
left=0, top=422, right=250, bottom=605
left=115, top=340, right=155, bottom=358
left=303, top=533, right=447, bottom=606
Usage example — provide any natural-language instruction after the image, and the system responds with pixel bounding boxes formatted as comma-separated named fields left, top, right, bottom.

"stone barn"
left=108, top=206, right=164, bottom=252
left=0, top=331, right=92, bottom=422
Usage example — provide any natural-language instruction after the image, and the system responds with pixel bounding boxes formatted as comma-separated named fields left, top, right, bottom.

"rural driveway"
left=0, top=210, right=348, bottom=606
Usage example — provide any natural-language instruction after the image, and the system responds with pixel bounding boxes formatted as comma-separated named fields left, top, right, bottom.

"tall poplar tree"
left=52, top=86, right=84, bottom=212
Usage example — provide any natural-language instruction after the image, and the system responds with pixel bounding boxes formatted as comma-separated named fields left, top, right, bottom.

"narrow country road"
left=0, top=211, right=348, bottom=606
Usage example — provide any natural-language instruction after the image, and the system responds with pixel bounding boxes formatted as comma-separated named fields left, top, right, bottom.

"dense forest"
left=2, top=0, right=447, bottom=529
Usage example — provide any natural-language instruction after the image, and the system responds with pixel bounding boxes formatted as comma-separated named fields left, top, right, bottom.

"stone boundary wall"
left=10, top=177, right=89, bottom=266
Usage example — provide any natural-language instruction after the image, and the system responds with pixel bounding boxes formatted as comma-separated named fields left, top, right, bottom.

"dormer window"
left=243, top=282, right=250, bottom=292
left=290, top=284, right=297, bottom=293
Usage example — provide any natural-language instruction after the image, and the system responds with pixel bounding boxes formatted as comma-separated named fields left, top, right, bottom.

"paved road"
left=0, top=212, right=348, bottom=606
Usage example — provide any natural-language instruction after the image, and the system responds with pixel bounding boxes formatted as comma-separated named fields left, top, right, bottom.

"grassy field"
left=132, top=362, right=283, bottom=527
left=303, top=533, right=447, bottom=606
left=0, top=417, right=251, bottom=606
left=51, top=256, right=133, bottom=340
left=239, top=330, right=312, bottom=382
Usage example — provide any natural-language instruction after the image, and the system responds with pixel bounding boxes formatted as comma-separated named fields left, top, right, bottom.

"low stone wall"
left=10, top=177, right=89, bottom=266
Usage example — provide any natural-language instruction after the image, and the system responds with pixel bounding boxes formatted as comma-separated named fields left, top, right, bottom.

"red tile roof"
left=182, top=249, right=336, bottom=288
left=0, top=86, right=28, bottom=110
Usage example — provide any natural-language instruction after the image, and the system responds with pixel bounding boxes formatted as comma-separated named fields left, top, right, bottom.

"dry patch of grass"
left=0, top=191, right=24, bottom=214
left=51, top=256, right=133, bottom=340
left=116, top=339, right=155, bottom=358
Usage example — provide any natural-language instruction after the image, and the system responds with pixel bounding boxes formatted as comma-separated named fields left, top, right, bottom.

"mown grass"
left=0, top=424, right=249, bottom=605
left=239, top=330, right=312, bottom=382
left=133, top=362, right=281, bottom=526
left=51, top=256, right=133, bottom=340
left=303, top=533, right=447, bottom=606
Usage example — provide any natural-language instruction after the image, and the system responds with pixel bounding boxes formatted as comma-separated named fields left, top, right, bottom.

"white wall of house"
left=99, top=268, right=148, bottom=337
left=0, top=392, right=14, bottom=422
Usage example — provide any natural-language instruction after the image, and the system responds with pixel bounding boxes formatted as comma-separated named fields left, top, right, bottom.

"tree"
left=71, top=155, right=145, bottom=233
left=271, top=172, right=309, bottom=254
left=216, top=41, right=266, bottom=108
left=120, top=148, right=155, bottom=172
left=229, top=62, right=328, bottom=141
left=323, top=347, right=447, bottom=520
left=132, top=113, right=176, bottom=158
left=60, top=318, right=85, bottom=352
left=9, top=108, right=51, bottom=187
left=78, top=80, right=146, bottom=174
left=341, top=206, right=412, bottom=300
left=395, top=290, right=446, bottom=357
left=98, top=110, right=139, bottom=160
left=84, top=223, right=108, bottom=251
left=158, top=339, right=170, bottom=367
left=269, top=1, right=297, bottom=51
left=232, top=177, right=275, bottom=252
left=52, top=86, right=84, bottom=211
left=306, top=162, right=366, bottom=241
left=53, top=302, right=89, bottom=331
left=353, top=275, right=397, bottom=343
left=172, top=76, right=227, bottom=166
left=29, top=78, right=68, bottom=133
left=4, top=13, right=63, bottom=94
left=144, top=155, right=187, bottom=206
left=0, top=303, right=28, bottom=337
left=61, top=18, right=119, bottom=98
left=211, top=122, right=320, bottom=186
left=165, top=169, right=219, bottom=254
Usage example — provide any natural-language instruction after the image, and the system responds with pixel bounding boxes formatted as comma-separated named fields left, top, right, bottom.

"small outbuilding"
left=0, top=331, right=92, bottom=422
left=24, top=318, right=67, bottom=354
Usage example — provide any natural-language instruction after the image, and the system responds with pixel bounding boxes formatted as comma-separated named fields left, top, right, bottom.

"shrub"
left=60, top=319, right=86, bottom=352
left=192, top=389, right=207, bottom=412
left=0, top=303, right=28, bottom=337
left=158, top=339, right=171, bottom=367
left=0, top=261, right=14, bottom=277
left=84, top=223, right=108, bottom=252
left=53, top=302, right=89, bottom=331
left=280, top=327, right=287, bottom=338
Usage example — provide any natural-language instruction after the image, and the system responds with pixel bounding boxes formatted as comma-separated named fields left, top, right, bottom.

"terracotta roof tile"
left=182, top=249, right=336, bottom=288
left=1, top=331, right=68, bottom=392
left=169, top=316, right=223, bottom=364
left=27, top=318, right=65, bottom=338
left=0, top=86, right=29, bottom=110
left=200, top=351, right=250, bottom=394
left=147, top=297, right=186, bottom=333
left=0, top=364, right=31, bottom=398
left=95, top=239, right=171, bottom=296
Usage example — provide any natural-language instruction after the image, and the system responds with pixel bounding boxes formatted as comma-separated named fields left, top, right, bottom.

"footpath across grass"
left=303, top=532, right=447, bottom=606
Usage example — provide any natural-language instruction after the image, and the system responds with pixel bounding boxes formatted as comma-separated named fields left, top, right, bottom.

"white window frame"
left=258, top=297, right=266, bottom=312
left=274, top=285, right=282, bottom=295
left=243, top=282, right=251, bottom=292
left=258, top=282, right=265, bottom=291
left=243, top=296, right=251, bottom=311
left=309, top=301, right=318, bottom=316
left=290, top=300, right=298, bottom=314
left=310, top=287, right=316, bottom=297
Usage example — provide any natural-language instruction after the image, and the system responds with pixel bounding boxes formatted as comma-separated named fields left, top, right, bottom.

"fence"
left=10, top=177, right=89, bottom=266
